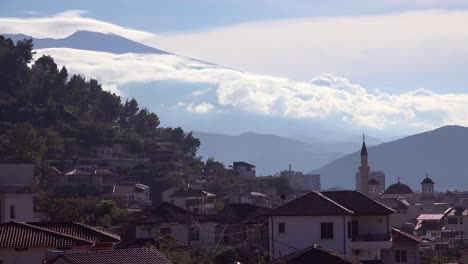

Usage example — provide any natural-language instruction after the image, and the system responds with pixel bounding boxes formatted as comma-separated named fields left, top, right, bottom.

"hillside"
left=3, top=31, right=170, bottom=54
left=195, top=132, right=345, bottom=175
left=313, top=125, right=468, bottom=191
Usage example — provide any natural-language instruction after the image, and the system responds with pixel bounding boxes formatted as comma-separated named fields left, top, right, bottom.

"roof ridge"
left=315, top=191, right=355, bottom=214
left=7, top=221, right=95, bottom=245
left=72, top=221, right=121, bottom=240
left=392, top=228, right=421, bottom=243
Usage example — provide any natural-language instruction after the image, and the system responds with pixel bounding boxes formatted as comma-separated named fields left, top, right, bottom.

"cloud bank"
left=32, top=47, right=468, bottom=132
left=2, top=9, right=468, bottom=84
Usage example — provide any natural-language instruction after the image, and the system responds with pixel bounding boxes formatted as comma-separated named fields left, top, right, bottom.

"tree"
left=2, top=123, right=46, bottom=164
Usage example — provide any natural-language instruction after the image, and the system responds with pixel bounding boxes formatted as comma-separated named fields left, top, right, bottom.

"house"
left=381, top=228, right=422, bottom=264
left=113, top=183, right=151, bottom=208
left=233, top=161, right=256, bottom=178
left=48, top=247, right=172, bottom=264
left=163, top=187, right=216, bottom=214
left=27, top=222, right=120, bottom=250
left=0, top=164, right=36, bottom=223
left=240, top=191, right=273, bottom=208
left=122, top=202, right=216, bottom=249
left=0, top=221, right=93, bottom=264
left=267, top=190, right=394, bottom=262
left=62, top=167, right=117, bottom=187
left=414, top=213, right=445, bottom=238
left=269, top=244, right=362, bottom=264
left=378, top=198, right=421, bottom=229
left=443, top=206, right=468, bottom=233
left=95, top=144, right=150, bottom=170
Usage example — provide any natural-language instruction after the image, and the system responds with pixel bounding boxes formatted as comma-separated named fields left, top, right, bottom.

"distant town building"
left=113, top=183, right=151, bottom=208
left=240, top=191, right=273, bottom=208
left=232, top=161, right=256, bottom=178
left=162, top=186, right=216, bottom=214
left=281, top=165, right=321, bottom=191
left=382, top=180, right=417, bottom=202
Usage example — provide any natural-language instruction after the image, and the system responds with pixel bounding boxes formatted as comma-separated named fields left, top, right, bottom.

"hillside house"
left=62, top=167, right=117, bottom=187
left=240, top=191, right=273, bottom=208
left=163, top=187, right=216, bottom=214
left=267, top=190, right=394, bottom=262
left=269, top=244, right=362, bottom=264
left=233, top=161, right=256, bottom=178
left=113, top=183, right=151, bottom=208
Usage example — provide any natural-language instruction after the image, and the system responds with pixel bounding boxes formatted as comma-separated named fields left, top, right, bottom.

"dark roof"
left=321, top=191, right=393, bottom=215
left=267, top=191, right=353, bottom=216
left=421, top=176, right=435, bottom=185
left=169, top=188, right=215, bottom=198
left=0, top=221, right=94, bottom=247
left=126, top=202, right=192, bottom=224
left=392, top=228, right=421, bottom=244
left=368, top=178, right=380, bottom=185
left=50, top=248, right=172, bottom=264
left=269, top=244, right=362, bottom=264
left=233, top=161, right=255, bottom=168
left=360, top=141, right=367, bottom=156
left=377, top=198, right=409, bottom=210
left=28, top=222, right=120, bottom=243
left=384, top=182, right=414, bottom=195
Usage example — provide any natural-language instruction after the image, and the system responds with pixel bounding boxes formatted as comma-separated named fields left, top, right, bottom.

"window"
left=10, top=205, right=15, bottom=219
left=352, top=249, right=360, bottom=256
left=190, top=227, right=200, bottom=241
left=160, top=227, right=171, bottom=234
left=278, top=223, right=285, bottom=233
left=347, top=222, right=351, bottom=239
left=448, top=217, right=458, bottom=225
left=321, top=222, right=334, bottom=239
left=395, top=250, right=407, bottom=263
left=460, top=217, right=464, bottom=225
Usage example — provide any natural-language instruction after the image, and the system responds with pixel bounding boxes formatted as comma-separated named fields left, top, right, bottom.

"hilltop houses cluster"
left=4, top=137, right=468, bottom=263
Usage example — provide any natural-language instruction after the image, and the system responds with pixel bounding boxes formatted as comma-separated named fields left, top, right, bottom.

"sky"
left=1, top=1, right=468, bottom=140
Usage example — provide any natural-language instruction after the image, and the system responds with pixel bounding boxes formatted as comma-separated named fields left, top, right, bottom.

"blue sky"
left=2, top=1, right=468, bottom=139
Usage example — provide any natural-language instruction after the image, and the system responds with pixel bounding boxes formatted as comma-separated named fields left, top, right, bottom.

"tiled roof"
left=269, top=244, right=362, bottom=264
left=218, top=203, right=270, bottom=224
left=114, top=183, right=149, bottom=193
left=50, top=248, right=172, bottom=264
left=126, top=202, right=192, bottom=224
left=28, top=222, right=120, bottom=243
left=0, top=221, right=94, bottom=247
left=377, top=198, right=409, bottom=210
left=321, top=191, right=394, bottom=215
left=392, top=228, right=421, bottom=244
left=233, top=161, right=255, bottom=168
left=169, top=189, right=215, bottom=198
left=267, top=191, right=353, bottom=216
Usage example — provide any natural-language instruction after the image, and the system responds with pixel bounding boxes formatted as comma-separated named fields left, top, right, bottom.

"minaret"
left=359, top=134, right=370, bottom=195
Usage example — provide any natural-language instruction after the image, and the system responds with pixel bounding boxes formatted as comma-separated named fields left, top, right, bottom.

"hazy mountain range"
left=314, top=125, right=468, bottom=191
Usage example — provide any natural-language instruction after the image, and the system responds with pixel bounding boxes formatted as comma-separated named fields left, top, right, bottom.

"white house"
left=382, top=228, right=422, bottom=264
left=267, top=190, right=394, bottom=262
left=0, top=164, right=36, bottom=223
left=113, top=183, right=151, bottom=208
left=240, top=192, right=273, bottom=208
left=163, top=187, right=216, bottom=214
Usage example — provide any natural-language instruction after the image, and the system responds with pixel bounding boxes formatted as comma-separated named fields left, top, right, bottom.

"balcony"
left=350, top=233, right=392, bottom=249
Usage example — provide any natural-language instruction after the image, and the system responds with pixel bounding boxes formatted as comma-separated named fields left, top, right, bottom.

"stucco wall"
left=1, top=193, right=35, bottom=223
left=382, top=244, right=421, bottom=264
left=269, top=215, right=350, bottom=259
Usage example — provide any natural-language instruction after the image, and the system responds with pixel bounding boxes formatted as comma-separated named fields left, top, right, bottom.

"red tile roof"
left=267, top=191, right=353, bottom=216
left=392, top=228, right=421, bottom=244
left=0, top=222, right=94, bottom=247
left=320, top=191, right=393, bottom=215
left=28, top=222, right=120, bottom=243
left=50, top=247, right=172, bottom=264
left=268, top=191, right=393, bottom=216
left=269, top=244, right=362, bottom=264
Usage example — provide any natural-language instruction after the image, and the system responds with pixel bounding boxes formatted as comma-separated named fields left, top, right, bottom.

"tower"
left=421, top=173, right=435, bottom=199
left=359, top=134, right=370, bottom=195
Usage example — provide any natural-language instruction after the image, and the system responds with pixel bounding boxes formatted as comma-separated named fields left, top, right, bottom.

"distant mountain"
left=313, top=125, right=468, bottom=191
left=3, top=31, right=170, bottom=54
left=194, top=132, right=346, bottom=175
left=295, top=135, right=384, bottom=153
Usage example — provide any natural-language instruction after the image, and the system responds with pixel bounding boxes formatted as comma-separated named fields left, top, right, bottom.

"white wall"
left=382, top=244, right=421, bottom=264
left=354, top=215, right=389, bottom=235
left=269, top=215, right=350, bottom=259
left=1, top=193, right=35, bottom=223
left=0, top=246, right=89, bottom=264
left=0, top=164, right=34, bottom=186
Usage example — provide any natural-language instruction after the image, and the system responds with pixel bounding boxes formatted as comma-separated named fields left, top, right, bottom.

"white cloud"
left=2, top=9, right=468, bottom=83
left=186, top=102, right=215, bottom=113
left=31, top=47, right=468, bottom=131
